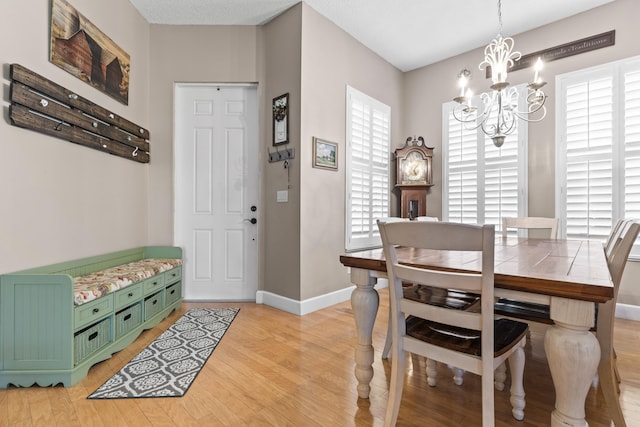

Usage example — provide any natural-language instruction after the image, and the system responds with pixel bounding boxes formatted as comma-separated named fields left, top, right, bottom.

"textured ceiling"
left=128, top=0, right=615, bottom=72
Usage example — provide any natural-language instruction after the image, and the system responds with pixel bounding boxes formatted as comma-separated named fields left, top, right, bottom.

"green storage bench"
left=0, top=246, right=183, bottom=388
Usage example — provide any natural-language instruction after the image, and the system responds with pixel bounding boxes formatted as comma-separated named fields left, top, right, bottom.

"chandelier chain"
left=497, top=0, right=503, bottom=36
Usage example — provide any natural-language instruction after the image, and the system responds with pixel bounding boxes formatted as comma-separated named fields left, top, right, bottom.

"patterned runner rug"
left=88, top=307, right=239, bottom=399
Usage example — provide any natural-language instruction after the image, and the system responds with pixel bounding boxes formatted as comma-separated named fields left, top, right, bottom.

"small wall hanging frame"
left=272, top=93, right=289, bottom=146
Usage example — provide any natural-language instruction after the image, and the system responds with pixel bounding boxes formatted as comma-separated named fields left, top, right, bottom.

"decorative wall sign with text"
left=486, top=30, right=615, bottom=79
left=50, top=0, right=131, bottom=105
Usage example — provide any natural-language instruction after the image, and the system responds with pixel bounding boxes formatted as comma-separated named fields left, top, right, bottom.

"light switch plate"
left=277, top=190, right=288, bottom=203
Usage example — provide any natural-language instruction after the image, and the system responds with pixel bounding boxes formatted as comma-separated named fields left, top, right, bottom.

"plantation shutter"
left=483, top=110, right=523, bottom=230
left=346, top=86, right=390, bottom=251
left=443, top=105, right=478, bottom=224
left=624, top=68, right=640, bottom=238
left=557, top=56, right=640, bottom=257
left=563, top=74, right=614, bottom=239
left=442, top=87, right=526, bottom=230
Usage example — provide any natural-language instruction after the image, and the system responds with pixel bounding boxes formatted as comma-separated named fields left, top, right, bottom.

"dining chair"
left=596, top=219, right=640, bottom=427
left=378, top=220, right=528, bottom=427
left=495, top=218, right=638, bottom=426
left=381, top=215, right=447, bottom=359
left=501, top=216, right=559, bottom=239
left=494, top=218, right=629, bottom=321
left=494, top=216, right=559, bottom=322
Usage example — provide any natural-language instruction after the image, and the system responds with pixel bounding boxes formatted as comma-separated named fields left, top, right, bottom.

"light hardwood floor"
left=1, top=292, right=639, bottom=426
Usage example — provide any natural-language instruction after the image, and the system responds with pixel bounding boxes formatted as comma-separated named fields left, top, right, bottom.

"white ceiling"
left=128, top=0, right=615, bottom=72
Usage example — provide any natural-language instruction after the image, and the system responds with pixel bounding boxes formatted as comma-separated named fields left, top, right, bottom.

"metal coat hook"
left=132, top=147, right=139, bottom=157
left=53, top=121, right=63, bottom=131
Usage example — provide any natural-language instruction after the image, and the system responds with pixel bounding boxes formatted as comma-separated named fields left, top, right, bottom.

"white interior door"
left=174, top=84, right=258, bottom=301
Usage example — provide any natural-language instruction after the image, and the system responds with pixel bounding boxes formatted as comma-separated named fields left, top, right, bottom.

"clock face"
left=401, top=151, right=428, bottom=184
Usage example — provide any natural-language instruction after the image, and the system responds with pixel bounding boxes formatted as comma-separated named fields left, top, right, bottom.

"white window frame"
left=442, top=85, right=528, bottom=231
left=556, top=55, right=640, bottom=257
left=345, top=86, right=391, bottom=251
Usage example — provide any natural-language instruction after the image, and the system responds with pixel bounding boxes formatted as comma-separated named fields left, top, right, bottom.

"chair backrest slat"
left=502, top=217, right=558, bottom=239
left=394, top=264, right=483, bottom=293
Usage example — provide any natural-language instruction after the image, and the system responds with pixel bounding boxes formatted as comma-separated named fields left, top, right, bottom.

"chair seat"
left=494, top=298, right=553, bottom=324
left=406, top=316, right=528, bottom=357
left=403, top=284, right=480, bottom=310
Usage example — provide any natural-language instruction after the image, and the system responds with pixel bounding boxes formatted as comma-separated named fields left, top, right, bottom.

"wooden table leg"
left=545, top=297, right=600, bottom=427
left=350, top=268, right=379, bottom=399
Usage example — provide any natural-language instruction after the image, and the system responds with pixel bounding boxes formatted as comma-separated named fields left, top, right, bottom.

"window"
left=345, top=86, right=391, bottom=251
left=442, top=86, right=528, bottom=231
left=556, top=56, right=640, bottom=255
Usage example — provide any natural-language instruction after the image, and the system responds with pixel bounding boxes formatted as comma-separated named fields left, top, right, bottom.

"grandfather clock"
left=395, top=136, right=434, bottom=219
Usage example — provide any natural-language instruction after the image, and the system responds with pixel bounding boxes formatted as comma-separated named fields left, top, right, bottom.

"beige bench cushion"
left=73, top=258, right=182, bottom=306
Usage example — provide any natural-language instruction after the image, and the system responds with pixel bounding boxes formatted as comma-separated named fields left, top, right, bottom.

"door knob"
left=244, top=218, right=257, bottom=224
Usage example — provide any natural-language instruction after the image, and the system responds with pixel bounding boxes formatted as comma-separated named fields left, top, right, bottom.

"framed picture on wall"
left=272, top=93, right=289, bottom=145
left=313, top=137, right=338, bottom=170
left=49, top=0, right=131, bottom=105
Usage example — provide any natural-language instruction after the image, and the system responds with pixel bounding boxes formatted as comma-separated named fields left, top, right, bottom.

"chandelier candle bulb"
left=533, top=57, right=543, bottom=83
left=459, top=74, right=467, bottom=97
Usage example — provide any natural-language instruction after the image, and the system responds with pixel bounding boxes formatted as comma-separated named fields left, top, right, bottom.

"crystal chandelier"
left=453, top=0, right=547, bottom=147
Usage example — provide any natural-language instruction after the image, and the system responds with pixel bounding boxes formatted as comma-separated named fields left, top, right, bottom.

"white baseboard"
left=615, top=303, right=640, bottom=321
left=256, top=279, right=389, bottom=316
left=199, top=283, right=640, bottom=321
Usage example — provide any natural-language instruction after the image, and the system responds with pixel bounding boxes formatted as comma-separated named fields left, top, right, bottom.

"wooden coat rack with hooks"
left=9, top=64, right=150, bottom=163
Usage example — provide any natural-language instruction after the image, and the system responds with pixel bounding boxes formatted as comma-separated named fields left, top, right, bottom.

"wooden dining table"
left=339, top=236, right=613, bottom=427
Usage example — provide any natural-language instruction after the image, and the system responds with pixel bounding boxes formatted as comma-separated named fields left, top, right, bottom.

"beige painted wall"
left=148, top=7, right=303, bottom=301
left=145, top=4, right=403, bottom=303
left=0, top=0, right=150, bottom=272
left=299, top=4, right=404, bottom=300
left=261, top=5, right=303, bottom=300
left=147, top=27, right=259, bottom=242
left=2, top=0, right=637, bottom=308
left=403, top=0, right=640, bottom=304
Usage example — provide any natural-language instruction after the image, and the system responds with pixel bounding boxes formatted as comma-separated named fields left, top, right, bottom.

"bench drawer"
left=74, top=317, right=111, bottom=365
left=165, top=282, right=182, bottom=306
left=142, top=275, right=165, bottom=295
left=74, top=295, right=114, bottom=330
left=165, top=266, right=182, bottom=285
left=144, top=290, right=164, bottom=321
left=114, top=282, right=144, bottom=310
left=115, top=303, right=143, bottom=339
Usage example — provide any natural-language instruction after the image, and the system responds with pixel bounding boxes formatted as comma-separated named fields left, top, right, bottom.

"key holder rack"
left=268, top=147, right=295, bottom=163
left=9, top=64, right=150, bottom=163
